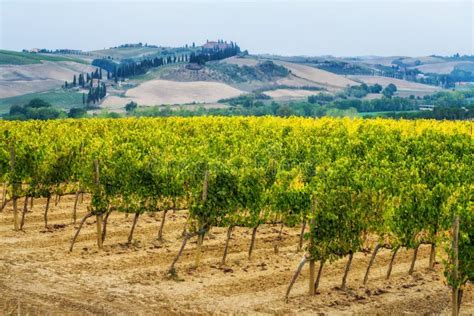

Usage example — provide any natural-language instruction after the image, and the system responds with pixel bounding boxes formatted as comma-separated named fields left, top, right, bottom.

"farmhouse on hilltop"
left=202, top=40, right=233, bottom=51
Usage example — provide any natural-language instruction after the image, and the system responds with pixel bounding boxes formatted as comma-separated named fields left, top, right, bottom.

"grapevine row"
left=0, top=117, right=472, bottom=311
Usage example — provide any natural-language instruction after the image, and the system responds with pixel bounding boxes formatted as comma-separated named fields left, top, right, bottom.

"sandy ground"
left=349, top=75, right=442, bottom=96
left=274, top=61, right=357, bottom=91
left=0, top=195, right=472, bottom=315
left=102, top=79, right=244, bottom=107
left=263, top=89, right=318, bottom=100
left=0, top=61, right=96, bottom=98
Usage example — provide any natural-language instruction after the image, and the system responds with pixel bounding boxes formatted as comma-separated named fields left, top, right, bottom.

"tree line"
left=64, top=68, right=103, bottom=89
left=90, top=41, right=241, bottom=82
left=189, top=42, right=241, bottom=65
left=63, top=68, right=107, bottom=105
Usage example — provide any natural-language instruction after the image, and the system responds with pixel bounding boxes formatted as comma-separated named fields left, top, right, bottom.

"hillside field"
left=102, top=79, right=243, bottom=107
left=273, top=61, right=357, bottom=91
left=0, top=90, right=84, bottom=114
left=0, top=60, right=96, bottom=98
left=409, top=61, right=474, bottom=75
left=0, top=50, right=88, bottom=65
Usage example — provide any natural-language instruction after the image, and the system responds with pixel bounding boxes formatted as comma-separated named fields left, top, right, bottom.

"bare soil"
left=102, top=79, right=243, bottom=107
left=0, top=61, right=96, bottom=98
left=409, top=61, right=474, bottom=75
left=273, top=61, right=357, bottom=90
left=0, top=195, right=472, bottom=315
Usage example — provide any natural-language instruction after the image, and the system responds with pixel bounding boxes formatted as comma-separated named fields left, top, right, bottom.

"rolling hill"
left=0, top=60, right=96, bottom=98
left=0, top=46, right=461, bottom=115
left=0, top=50, right=88, bottom=65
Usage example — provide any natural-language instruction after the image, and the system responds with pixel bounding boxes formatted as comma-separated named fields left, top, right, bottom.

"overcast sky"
left=0, top=0, right=472, bottom=57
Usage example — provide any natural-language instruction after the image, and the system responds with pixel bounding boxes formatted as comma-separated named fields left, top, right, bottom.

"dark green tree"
left=125, top=101, right=138, bottom=112
left=68, top=107, right=87, bottom=118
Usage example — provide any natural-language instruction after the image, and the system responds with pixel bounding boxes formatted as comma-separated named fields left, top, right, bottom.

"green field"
left=0, top=90, right=84, bottom=114
left=0, top=50, right=88, bottom=65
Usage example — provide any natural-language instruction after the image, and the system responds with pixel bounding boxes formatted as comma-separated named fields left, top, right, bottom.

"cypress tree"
left=73, top=75, right=77, bottom=86
left=87, top=87, right=92, bottom=104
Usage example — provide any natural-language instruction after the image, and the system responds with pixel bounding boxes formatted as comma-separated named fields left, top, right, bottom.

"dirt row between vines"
left=0, top=195, right=472, bottom=315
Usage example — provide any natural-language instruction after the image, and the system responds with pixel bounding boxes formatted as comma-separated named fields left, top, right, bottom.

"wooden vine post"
left=314, top=260, right=324, bottom=293
left=408, top=244, right=420, bottom=275
left=101, top=208, right=113, bottom=243
left=72, top=190, right=80, bottom=224
left=429, top=243, right=436, bottom=270
left=10, top=146, right=19, bottom=231
left=221, top=225, right=233, bottom=265
left=1, top=183, right=6, bottom=209
left=451, top=216, right=459, bottom=316
left=43, top=196, right=51, bottom=228
left=128, top=212, right=140, bottom=244
left=309, top=197, right=316, bottom=295
left=386, top=246, right=399, bottom=279
left=341, top=251, right=354, bottom=290
left=297, top=220, right=306, bottom=252
left=94, top=159, right=103, bottom=249
left=248, top=226, right=258, bottom=260
left=20, top=196, right=29, bottom=230
left=157, top=209, right=168, bottom=240
left=285, top=254, right=307, bottom=302
left=195, top=170, right=209, bottom=268
left=363, top=244, right=381, bottom=285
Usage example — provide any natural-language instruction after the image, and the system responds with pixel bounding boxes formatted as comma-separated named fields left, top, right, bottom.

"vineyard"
left=0, top=117, right=472, bottom=314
